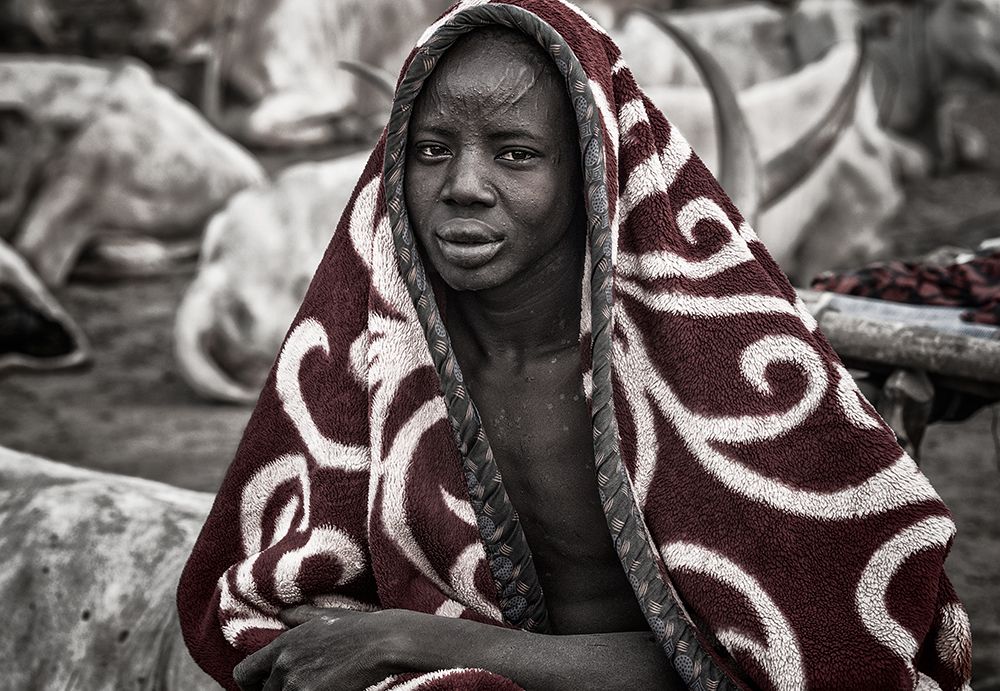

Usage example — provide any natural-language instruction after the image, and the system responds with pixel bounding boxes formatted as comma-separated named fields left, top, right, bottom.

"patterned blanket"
left=177, top=2, right=972, bottom=689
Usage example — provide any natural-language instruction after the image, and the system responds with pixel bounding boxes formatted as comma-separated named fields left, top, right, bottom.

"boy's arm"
left=233, top=606, right=685, bottom=690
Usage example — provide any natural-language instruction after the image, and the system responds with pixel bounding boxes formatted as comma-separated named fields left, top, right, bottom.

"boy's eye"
left=497, top=149, right=538, bottom=162
left=416, top=144, right=450, bottom=159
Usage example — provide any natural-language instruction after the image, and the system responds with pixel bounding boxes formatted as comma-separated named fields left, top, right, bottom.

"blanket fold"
left=177, top=2, right=972, bottom=689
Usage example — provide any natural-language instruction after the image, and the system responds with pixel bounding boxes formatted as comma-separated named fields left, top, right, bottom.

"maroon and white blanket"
left=177, top=2, right=972, bottom=689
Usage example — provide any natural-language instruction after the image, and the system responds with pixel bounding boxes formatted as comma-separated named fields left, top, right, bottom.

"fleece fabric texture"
left=176, top=1, right=972, bottom=689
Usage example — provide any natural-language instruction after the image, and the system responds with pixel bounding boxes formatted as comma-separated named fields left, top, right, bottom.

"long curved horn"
left=173, top=268, right=258, bottom=405
left=629, top=9, right=762, bottom=224
left=201, top=0, right=236, bottom=126
left=337, top=60, right=397, bottom=100
left=0, top=238, right=90, bottom=372
left=761, top=39, right=868, bottom=208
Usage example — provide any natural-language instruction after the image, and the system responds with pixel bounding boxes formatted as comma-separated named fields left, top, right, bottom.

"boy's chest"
left=465, top=357, right=645, bottom=632
left=467, top=356, right=596, bottom=523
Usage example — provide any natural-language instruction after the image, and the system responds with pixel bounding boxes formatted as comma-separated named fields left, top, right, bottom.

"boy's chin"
left=437, top=265, right=512, bottom=293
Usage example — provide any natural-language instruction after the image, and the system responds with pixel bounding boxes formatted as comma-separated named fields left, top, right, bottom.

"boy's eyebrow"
left=487, top=128, right=545, bottom=143
left=410, top=124, right=455, bottom=138
left=410, top=123, right=547, bottom=143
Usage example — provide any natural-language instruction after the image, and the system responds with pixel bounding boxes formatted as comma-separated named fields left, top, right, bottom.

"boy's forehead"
left=441, top=26, right=553, bottom=73
left=414, top=30, right=569, bottom=128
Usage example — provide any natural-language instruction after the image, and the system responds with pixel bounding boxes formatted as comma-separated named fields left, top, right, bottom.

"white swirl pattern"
left=615, top=289, right=942, bottom=519
left=221, top=318, right=375, bottom=641
left=856, top=516, right=956, bottom=668
left=276, top=318, right=368, bottom=471
left=273, top=525, right=367, bottom=603
left=618, top=197, right=755, bottom=281
left=662, top=542, right=805, bottom=691
left=239, top=453, right=310, bottom=556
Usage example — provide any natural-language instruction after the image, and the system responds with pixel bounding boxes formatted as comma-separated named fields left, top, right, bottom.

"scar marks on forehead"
left=417, top=27, right=566, bottom=120
left=422, top=64, right=547, bottom=119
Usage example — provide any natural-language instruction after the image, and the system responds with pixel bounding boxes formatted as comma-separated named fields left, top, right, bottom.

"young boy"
left=178, top=2, right=971, bottom=690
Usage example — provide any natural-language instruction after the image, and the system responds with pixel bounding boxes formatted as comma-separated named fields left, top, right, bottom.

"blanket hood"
left=384, top=3, right=971, bottom=689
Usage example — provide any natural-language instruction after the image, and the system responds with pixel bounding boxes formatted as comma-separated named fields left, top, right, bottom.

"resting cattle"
left=0, top=56, right=265, bottom=286
left=129, top=0, right=453, bottom=147
left=625, top=0, right=1000, bottom=171
left=665, top=43, right=922, bottom=283
left=795, top=0, right=1000, bottom=171
left=610, top=4, right=798, bottom=90
left=0, top=446, right=214, bottom=689
left=620, top=9, right=932, bottom=284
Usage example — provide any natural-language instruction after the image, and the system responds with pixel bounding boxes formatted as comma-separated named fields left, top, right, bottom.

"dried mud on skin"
left=2, top=95, right=999, bottom=689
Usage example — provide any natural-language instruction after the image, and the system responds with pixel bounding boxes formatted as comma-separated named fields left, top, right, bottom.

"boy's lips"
left=434, top=220, right=504, bottom=269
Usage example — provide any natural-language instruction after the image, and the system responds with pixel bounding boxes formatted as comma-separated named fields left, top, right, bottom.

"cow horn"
left=0, top=238, right=90, bottom=372
left=173, top=268, right=258, bottom=405
left=200, top=0, right=237, bottom=125
left=337, top=60, right=397, bottom=100
left=761, top=39, right=868, bottom=208
left=629, top=10, right=762, bottom=224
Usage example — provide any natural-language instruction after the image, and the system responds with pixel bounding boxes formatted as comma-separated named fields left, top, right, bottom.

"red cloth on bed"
left=812, top=248, right=1000, bottom=325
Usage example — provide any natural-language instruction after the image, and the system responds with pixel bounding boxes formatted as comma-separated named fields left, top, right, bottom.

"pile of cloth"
left=813, top=244, right=1000, bottom=326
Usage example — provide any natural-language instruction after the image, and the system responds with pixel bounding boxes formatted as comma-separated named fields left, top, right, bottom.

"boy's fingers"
left=278, top=604, right=339, bottom=627
left=233, top=641, right=280, bottom=690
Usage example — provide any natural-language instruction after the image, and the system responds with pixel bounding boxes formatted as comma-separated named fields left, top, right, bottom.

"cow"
left=608, top=3, right=799, bottom=90
left=620, top=8, right=919, bottom=285
left=614, top=0, right=1000, bottom=172
left=174, top=154, right=369, bottom=403
left=0, top=238, right=89, bottom=372
left=0, top=56, right=265, bottom=286
left=0, top=445, right=214, bottom=689
left=128, top=0, right=454, bottom=148
left=793, top=0, right=1000, bottom=171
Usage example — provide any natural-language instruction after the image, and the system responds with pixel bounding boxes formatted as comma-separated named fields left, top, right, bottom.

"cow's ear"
left=0, top=240, right=91, bottom=373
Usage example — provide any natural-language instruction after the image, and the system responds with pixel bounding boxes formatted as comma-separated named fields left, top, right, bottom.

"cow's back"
left=0, top=447, right=215, bottom=689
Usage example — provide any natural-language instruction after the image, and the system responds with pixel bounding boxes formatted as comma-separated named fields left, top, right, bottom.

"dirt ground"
left=3, top=94, right=1000, bottom=685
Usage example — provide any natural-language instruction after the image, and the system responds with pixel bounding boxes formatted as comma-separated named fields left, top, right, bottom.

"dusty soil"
left=3, top=95, right=1000, bottom=686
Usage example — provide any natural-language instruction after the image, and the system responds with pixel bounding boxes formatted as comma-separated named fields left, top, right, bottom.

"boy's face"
left=404, top=32, right=581, bottom=292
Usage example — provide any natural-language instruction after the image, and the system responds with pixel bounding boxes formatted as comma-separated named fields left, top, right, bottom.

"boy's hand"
left=233, top=606, right=416, bottom=690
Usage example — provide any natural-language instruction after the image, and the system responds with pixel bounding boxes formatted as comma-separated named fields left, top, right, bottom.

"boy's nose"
left=442, top=152, right=497, bottom=207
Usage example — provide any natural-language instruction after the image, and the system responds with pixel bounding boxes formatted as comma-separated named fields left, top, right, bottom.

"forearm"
left=396, top=611, right=684, bottom=690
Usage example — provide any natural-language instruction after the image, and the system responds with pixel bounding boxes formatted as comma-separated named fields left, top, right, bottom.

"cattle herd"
left=2, top=0, right=999, bottom=687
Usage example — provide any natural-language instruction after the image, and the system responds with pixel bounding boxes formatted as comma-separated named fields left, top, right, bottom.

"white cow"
left=618, top=9, right=930, bottom=284
left=610, top=4, right=799, bottom=90
left=174, top=153, right=370, bottom=404
left=129, top=0, right=453, bottom=147
left=0, top=56, right=265, bottom=286
left=615, top=0, right=1000, bottom=171
left=0, top=446, right=214, bottom=689
left=794, top=0, right=1000, bottom=170
left=647, top=42, right=922, bottom=283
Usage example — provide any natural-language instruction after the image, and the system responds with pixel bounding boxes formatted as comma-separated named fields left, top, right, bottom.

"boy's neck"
left=446, top=230, right=585, bottom=369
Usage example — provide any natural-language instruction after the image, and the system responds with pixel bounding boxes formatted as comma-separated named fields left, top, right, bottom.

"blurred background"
left=1, top=0, right=998, bottom=686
